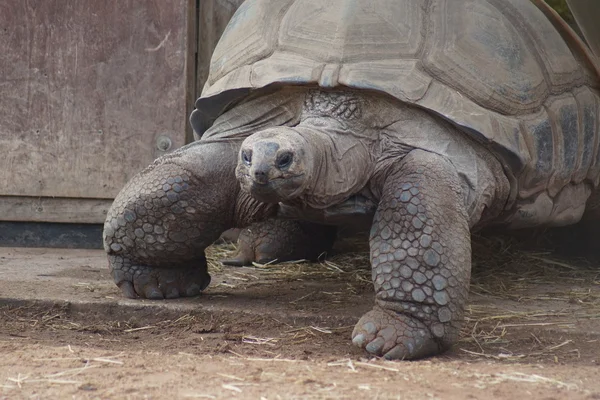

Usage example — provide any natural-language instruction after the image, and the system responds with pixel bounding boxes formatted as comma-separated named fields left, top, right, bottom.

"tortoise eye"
left=241, top=150, right=252, bottom=165
left=276, top=152, right=293, bottom=169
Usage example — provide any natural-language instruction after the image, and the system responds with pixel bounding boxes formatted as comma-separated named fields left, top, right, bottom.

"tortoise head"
left=236, top=127, right=314, bottom=204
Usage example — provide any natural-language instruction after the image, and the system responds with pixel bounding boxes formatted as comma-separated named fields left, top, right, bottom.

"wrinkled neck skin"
left=276, top=89, right=510, bottom=229
left=172, top=140, right=277, bottom=232
left=286, top=118, right=378, bottom=209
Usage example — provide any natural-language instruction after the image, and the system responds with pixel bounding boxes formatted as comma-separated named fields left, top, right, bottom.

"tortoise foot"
left=352, top=307, right=442, bottom=360
left=221, top=219, right=336, bottom=267
left=217, top=228, right=242, bottom=244
left=221, top=253, right=254, bottom=267
left=109, top=255, right=211, bottom=299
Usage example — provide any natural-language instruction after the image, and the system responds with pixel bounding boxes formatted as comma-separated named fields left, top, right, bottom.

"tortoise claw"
left=108, top=255, right=211, bottom=299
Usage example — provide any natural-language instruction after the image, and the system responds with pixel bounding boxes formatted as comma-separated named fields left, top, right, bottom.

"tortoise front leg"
left=104, top=141, right=242, bottom=299
left=352, top=150, right=471, bottom=359
left=105, top=140, right=335, bottom=298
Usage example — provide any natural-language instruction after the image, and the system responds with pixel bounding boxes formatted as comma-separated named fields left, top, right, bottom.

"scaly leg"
left=352, top=150, right=471, bottom=359
left=105, top=141, right=339, bottom=298
left=222, top=219, right=337, bottom=266
left=104, top=141, right=265, bottom=299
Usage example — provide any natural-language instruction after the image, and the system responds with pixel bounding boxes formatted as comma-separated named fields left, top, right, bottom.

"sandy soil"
left=0, top=234, right=600, bottom=399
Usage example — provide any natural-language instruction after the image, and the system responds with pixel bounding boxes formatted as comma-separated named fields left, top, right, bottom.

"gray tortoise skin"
left=104, top=0, right=600, bottom=360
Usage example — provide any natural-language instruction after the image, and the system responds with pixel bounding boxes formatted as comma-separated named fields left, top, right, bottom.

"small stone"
left=78, top=383, right=97, bottom=392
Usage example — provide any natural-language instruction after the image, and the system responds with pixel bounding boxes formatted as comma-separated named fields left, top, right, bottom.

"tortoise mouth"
left=241, top=173, right=305, bottom=185
left=240, top=173, right=306, bottom=203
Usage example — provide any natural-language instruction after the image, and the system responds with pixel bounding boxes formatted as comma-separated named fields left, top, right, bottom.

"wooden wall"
left=0, top=0, right=244, bottom=224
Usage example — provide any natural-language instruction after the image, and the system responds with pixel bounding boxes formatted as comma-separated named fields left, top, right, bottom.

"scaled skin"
left=236, top=89, right=511, bottom=359
left=103, top=139, right=334, bottom=298
left=105, top=87, right=511, bottom=360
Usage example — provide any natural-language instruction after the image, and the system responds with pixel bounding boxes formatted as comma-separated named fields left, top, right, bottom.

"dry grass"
left=206, top=232, right=600, bottom=364
left=205, top=237, right=372, bottom=287
left=2, top=232, right=599, bottom=366
left=460, top=233, right=600, bottom=362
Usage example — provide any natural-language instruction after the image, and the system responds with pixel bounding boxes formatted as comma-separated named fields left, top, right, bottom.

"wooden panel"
left=0, top=0, right=195, bottom=201
left=197, top=0, right=246, bottom=95
left=0, top=197, right=112, bottom=224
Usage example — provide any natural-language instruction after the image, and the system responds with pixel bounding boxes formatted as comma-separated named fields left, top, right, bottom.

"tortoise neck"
left=290, top=118, right=378, bottom=209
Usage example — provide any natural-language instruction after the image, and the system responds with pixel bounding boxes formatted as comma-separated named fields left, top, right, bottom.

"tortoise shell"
left=191, top=0, right=600, bottom=202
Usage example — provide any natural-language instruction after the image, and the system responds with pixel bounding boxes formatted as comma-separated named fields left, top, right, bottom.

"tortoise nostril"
left=276, top=152, right=293, bottom=170
left=253, top=167, right=269, bottom=184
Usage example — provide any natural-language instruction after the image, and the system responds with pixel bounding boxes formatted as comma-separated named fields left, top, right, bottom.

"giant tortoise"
left=104, top=0, right=600, bottom=359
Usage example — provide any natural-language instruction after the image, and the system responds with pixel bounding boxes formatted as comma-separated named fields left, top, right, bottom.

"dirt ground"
left=1, top=233, right=600, bottom=399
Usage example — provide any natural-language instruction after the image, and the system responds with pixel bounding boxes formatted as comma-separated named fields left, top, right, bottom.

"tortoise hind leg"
left=352, top=150, right=471, bottom=360
left=222, top=219, right=337, bottom=266
left=217, top=228, right=242, bottom=244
